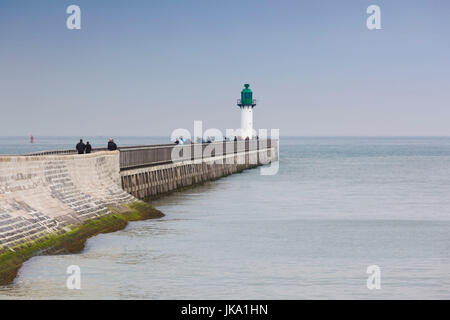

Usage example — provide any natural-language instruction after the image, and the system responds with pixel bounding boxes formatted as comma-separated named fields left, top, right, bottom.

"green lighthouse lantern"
left=237, top=84, right=256, bottom=107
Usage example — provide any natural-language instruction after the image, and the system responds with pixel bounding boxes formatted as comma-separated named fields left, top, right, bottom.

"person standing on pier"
left=85, top=141, right=92, bottom=154
left=76, top=139, right=86, bottom=154
left=107, top=138, right=117, bottom=151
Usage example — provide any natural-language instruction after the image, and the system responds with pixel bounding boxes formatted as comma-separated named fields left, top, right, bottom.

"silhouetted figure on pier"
left=85, top=142, right=92, bottom=154
left=76, top=139, right=86, bottom=154
left=234, top=136, right=237, bottom=142
left=107, top=138, right=117, bottom=151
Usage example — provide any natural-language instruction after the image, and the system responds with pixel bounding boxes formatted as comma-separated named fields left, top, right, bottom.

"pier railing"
left=25, top=139, right=276, bottom=171
left=26, top=143, right=173, bottom=156
left=119, top=139, right=274, bottom=170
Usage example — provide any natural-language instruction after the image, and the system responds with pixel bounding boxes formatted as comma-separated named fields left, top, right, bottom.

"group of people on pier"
left=75, top=135, right=258, bottom=154
left=75, top=138, right=117, bottom=154
left=174, top=136, right=256, bottom=145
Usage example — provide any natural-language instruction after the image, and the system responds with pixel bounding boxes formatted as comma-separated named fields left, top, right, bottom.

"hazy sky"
left=0, top=0, right=449, bottom=136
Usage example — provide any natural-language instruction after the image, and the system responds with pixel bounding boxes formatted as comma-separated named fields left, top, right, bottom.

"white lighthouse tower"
left=237, top=84, right=257, bottom=139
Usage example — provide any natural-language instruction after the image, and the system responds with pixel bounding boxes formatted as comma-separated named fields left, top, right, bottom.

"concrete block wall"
left=0, top=151, right=135, bottom=252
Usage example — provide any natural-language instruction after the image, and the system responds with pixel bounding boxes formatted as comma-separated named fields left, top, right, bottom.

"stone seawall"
left=0, top=151, right=136, bottom=252
left=121, top=146, right=277, bottom=200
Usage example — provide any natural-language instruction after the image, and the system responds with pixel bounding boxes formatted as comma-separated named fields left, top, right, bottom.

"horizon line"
left=2, top=135, right=450, bottom=138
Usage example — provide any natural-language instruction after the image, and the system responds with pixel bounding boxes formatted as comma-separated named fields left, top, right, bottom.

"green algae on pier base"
left=0, top=201, right=163, bottom=286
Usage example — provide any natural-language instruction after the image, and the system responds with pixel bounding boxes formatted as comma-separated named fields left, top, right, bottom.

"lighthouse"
left=237, top=84, right=257, bottom=139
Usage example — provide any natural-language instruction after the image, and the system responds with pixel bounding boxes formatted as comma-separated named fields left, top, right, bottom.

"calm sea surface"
left=0, top=137, right=449, bottom=299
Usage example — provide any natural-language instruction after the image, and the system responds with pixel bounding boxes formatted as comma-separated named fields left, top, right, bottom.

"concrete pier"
left=0, top=139, right=278, bottom=256
left=120, top=140, right=278, bottom=199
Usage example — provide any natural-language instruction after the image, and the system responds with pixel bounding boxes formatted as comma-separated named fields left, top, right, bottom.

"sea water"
left=0, top=137, right=449, bottom=299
